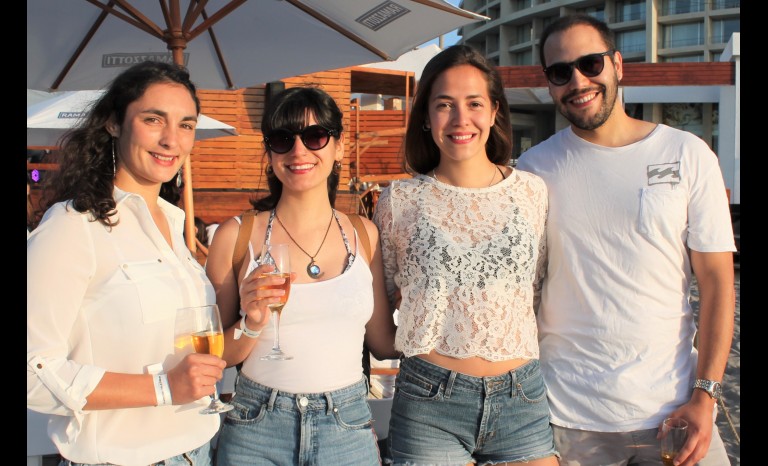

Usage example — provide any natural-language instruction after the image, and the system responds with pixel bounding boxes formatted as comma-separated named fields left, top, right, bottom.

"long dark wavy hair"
left=39, top=61, right=200, bottom=227
left=251, top=86, right=343, bottom=211
left=404, top=45, right=512, bottom=175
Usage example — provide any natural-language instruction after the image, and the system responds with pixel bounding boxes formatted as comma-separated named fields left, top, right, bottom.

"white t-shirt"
left=517, top=124, right=736, bottom=431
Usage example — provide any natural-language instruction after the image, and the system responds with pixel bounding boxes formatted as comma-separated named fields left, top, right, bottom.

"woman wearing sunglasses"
left=205, top=86, right=398, bottom=465
left=372, top=45, right=559, bottom=465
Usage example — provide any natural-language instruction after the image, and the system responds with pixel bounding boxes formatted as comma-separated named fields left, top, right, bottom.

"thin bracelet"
left=153, top=373, right=172, bottom=406
left=159, top=373, right=172, bottom=405
left=234, top=313, right=262, bottom=340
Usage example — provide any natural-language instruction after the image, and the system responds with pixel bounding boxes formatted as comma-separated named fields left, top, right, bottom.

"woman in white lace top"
left=372, top=45, right=559, bottom=465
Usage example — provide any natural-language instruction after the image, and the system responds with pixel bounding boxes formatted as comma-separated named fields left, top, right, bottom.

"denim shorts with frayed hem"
left=385, top=357, right=559, bottom=466
left=215, top=374, right=381, bottom=466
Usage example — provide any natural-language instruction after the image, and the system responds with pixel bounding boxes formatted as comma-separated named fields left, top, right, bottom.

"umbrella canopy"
left=27, top=90, right=238, bottom=147
left=26, top=0, right=487, bottom=252
left=360, top=44, right=443, bottom=80
left=27, top=0, right=487, bottom=92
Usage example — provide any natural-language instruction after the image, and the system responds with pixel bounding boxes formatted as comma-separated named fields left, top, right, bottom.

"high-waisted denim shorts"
left=215, top=373, right=381, bottom=466
left=386, top=357, right=559, bottom=465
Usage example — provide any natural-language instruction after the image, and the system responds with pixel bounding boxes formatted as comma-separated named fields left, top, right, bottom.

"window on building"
left=616, top=0, right=646, bottom=22
left=514, top=0, right=532, bottom=12
left=541, top=15, right=558, bottom=31
left=512, top=25, right=530, bottom=46
left=578, top=5, right=606, bottom=22
left=661, top=0, right=705, bottom=15
left=487, top=33, right=499, bottom=54
left=616, top=29, right=646, bottom=54
left=661, top=22, right=704, bottom=48
left=663, top=54, right=703, bottom=62
left=488, top=5, right=500, bottom=21
left=711, top=18, right=740, bottom=44
left=513, top=50, right=533, bottom=65
left=712, top=0, right=739, bottom=9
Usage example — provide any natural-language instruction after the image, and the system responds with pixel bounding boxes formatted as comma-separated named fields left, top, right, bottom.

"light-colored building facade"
left=459, top=0, right=740, bottom=66
left=457, top=0, right=740, bottom=204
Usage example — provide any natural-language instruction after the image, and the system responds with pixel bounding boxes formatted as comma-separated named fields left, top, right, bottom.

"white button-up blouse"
left=27, top=187, right=218, bottom=465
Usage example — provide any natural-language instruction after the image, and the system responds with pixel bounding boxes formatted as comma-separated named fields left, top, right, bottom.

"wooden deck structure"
left=28, top=66, right=416, bottom=241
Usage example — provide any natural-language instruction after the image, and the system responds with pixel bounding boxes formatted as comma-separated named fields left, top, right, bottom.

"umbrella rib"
left=182, top=0, right=208, bottom=32
left=83, top=0, right=165, bottom=37
left=52, top=1, right=113, bottom=90
left=284, top=0, right=390, bottom=60
left=186, top=0, right=247, bottom=41
left=200, top=9, right=235, bottom=89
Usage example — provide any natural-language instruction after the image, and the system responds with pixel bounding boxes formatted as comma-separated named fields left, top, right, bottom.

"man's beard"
left=557, top=75, right=619, bottom=131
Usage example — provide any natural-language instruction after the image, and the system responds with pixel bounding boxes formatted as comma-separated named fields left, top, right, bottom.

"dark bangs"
left=262, top=87, right=343, bottom=135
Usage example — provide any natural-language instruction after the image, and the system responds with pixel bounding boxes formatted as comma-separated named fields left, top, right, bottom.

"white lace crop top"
left=373, top=170, right=548, bottom=361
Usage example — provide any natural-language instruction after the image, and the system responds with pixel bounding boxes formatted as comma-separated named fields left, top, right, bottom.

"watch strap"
left=693, top=378, right=722, bottom=400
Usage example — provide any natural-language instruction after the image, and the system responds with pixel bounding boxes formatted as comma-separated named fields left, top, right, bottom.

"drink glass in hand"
left=661, top=417, right=688, bottom=465
left=175, top=304, right=234, bottom=414
left=259, top=243, right=293, bottom=360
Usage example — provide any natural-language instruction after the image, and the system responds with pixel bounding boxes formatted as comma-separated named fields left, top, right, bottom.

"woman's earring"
left=111, top=138, right=117, bottom=177
left=422, top=123, right=430, bottom=132
left=333, top=160, right=342, bottom=173
left=265, top=163, right=275, bottom=176
left=176, top=168, right=183, bottom=188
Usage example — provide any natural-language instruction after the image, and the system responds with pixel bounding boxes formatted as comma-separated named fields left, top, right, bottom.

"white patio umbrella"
left=27, top=0, right=487, bottom=92
left=27, top=90, right=238, bottom=147
left=26, top=0, right=488, bottom=251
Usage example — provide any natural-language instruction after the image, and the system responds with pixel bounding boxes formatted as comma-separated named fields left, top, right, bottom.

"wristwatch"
left=693, top=379, right=722, bottom=401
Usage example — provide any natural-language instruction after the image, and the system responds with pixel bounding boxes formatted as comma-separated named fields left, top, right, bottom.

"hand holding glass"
left=175, top=304, right=234, bottom=414
left=660, top=417, right=688, bottom=466
left=259, top=243, right=293, bottom=360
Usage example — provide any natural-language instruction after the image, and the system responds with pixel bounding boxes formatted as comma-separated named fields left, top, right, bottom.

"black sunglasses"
left=264, top=125, right=339, bottom=154
left=543, top=51, right=613, bottom=86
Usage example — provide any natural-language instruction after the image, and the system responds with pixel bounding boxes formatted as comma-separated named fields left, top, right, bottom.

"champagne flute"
left=259, top=243, right=293, bottom=360
left=660, top=417, right=688, bottom=466
left=175, top=304, right=234, bottom=414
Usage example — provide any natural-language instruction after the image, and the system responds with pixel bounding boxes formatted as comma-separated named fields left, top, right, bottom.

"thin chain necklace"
left=274, top=208, right=334, bottom=279
left=432, top=164, right=500, bottom=187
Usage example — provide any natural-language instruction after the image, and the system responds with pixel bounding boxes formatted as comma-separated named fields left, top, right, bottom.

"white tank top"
left=239, top=232, right=373, bottom=393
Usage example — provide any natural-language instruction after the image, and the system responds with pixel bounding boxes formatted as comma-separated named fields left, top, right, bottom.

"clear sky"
left=419, top=0, right=463, bottom=49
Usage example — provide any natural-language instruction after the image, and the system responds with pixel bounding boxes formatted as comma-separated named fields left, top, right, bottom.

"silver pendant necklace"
left=274, top=209, right=334, bottom=279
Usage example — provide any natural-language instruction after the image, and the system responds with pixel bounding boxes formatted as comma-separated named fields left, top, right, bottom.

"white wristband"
left=153, top=373, right=173, bottom=406
left=234, top=313, right=262, bottom=340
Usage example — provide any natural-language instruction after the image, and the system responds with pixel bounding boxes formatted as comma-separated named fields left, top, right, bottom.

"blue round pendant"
left=307, top=261, right=322, bottom=279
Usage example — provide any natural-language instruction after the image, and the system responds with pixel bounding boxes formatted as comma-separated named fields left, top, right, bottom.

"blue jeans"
left=59, top=441, right=212, bottom=465
left=386, top=357, right=559, bottom=465
left=215, top=373, right=381, bottom=466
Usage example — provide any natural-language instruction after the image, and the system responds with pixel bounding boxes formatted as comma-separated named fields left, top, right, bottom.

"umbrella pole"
left=182, top=157, right=196, bottom=253
left=168, top=37, right=197, bottom=253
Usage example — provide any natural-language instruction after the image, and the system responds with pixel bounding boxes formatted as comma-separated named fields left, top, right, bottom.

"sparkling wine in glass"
left=259, top=243, right=293, bottom=360
left=175, top=304, right=234, bottom=414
